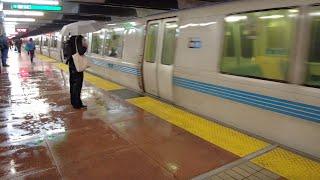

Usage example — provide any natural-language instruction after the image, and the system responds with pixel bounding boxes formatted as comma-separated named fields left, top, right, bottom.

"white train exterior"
left=32, top=0, right=320, bottom=158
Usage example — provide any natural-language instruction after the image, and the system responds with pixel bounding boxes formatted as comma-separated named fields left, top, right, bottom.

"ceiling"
left=0, top=0, right=233, bottom=37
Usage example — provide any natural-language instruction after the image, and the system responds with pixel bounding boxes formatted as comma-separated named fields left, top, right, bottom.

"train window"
left=35, top=38, right=40, bottom=46
left=221, top=9, right=298, bottom=81
left=51, top=36, right=58, bottom=48
left=161, top=21, right=178, bottom=65
left=107, top=29, right=124, bottom=58
left=43, top=37, right=49, bottom=47
left=103, top=31, right=111, bottom=56
left=91, top=30, right=104, bottom=55
left=305, top=7, right=320, bottom=88
left=145, top=23, right=159, bottom=63
left=224, top=24, right=235, bottom=57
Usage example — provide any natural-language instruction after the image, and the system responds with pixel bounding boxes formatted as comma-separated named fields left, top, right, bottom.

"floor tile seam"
left=192, top=144, right=279, bottom=180
left=133, top=143, right=178, bottom=179
left=44, top=137, right=64, bottom=178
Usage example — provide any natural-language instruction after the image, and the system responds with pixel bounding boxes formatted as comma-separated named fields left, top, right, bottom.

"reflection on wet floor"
left=0, top=51, right=261, bottom=179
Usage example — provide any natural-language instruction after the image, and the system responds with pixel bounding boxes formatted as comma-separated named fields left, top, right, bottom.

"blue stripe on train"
left=89, top=59, right=141, bottom=76
left=173, top=76, right=320, bottom=123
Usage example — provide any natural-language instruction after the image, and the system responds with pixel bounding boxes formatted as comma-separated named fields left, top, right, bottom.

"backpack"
left=0, top=36, right=5, bottom=50
left=63, top=39, right=72, bottom=62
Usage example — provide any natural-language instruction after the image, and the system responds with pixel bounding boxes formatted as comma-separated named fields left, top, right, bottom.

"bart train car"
left=34, top=0, right=320, bottom=158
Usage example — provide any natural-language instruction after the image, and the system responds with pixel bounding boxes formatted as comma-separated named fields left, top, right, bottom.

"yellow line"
left=83, top=72, right=123, bottom=91
left=38, top=54, right=123, bottom=91
left=252, top=148, right=320, bottom=180
left=36, top=54, right=57, bottom=63
left=127, top=96, right=269, bottom=157
left=54, top=63, right=69, bottom=72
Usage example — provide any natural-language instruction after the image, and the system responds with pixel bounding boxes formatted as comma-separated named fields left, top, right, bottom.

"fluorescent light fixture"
left=309, top=12, right=320, bottom=16
left=113, top=28, right=125, bottom=32
left=288, top=9, right=299, bottom=13
left=259, top=15, right=284, bottom=19
left=225, top=16, right=247, bottom=22
left=3, top=22, right=18, bottom=25
left=288, top=14, right=298, bottom=17
left=107, top=23, right=116, bottom=26
left=4, top=17, right=36, bottom=22
left=1, top=0, right=59, bottom=5
left=179, top=23, right=199, bottom=29
left=166, top=24, right=178, bottom=28
left=129, top=22, right=137, bottom=26
left=200, top=22, right=217, bottom=26
left=3, top=10, right=44, bottom=16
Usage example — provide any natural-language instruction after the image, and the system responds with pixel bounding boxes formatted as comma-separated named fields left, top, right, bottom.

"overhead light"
left=225, top=16, right=247, bottom=22
left=4, top=17, right=36, bottom=22
left=113, top=28, right=125, bottom=32
left=166, top=24, right=178, bottom=29
left=200, top=22, right=217, bottom=26
left=179, top=23, right=199, bottom=29
left=129, top=22, right=137, bottom=26
left=107, top=24, right=116, bottom=26
left=1, top=0, right=59, bottom=5
left=259, top=15, right=284, bottom=19
left=3, top=22, right=18, bottom=25
left=309, top=12, right=320, bottom=16
left=288, top=9, right=299, bottom=13
left=288, top=14, right=298, bottom=18
left=3, top=10, right=44, bottom=16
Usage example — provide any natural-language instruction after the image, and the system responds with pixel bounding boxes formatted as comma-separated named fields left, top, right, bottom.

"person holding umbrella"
left=60, top=20, right=102, bottom=109
left=65, top=35, right=88, bottom=109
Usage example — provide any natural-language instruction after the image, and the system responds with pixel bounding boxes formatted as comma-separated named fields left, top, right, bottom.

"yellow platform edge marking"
left=127, top=96, right=269, bottom=157
left=36, top=54, right=57, bottom=63
left=252, top=148, right=320, bottom=180
left=37, top=55, right=123, bottom=91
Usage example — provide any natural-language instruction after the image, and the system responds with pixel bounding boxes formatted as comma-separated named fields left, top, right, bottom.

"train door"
left=143, top=18, right=178, bottom=101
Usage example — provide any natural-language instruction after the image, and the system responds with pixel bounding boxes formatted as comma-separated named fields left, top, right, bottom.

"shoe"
left=80, top=105, right=87, bottom=109
left=73, top=106, right=81, bottom=109
left=3, top=64, right=9, bottom=67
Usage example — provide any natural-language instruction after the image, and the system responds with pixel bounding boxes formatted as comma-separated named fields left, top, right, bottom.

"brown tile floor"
left=0, top=51, right=240, bottom=179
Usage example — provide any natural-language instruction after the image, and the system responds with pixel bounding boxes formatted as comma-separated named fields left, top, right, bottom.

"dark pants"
left=17, top=46, right=21, bottom=53
left=29, top=50, right=35, bottom=62
left=1, top=48, right=8, bottom=66
left=69, top=67, right=84, bottom=108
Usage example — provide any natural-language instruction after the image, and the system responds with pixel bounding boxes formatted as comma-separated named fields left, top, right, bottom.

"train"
left=30, top=0, right=320, bottom=158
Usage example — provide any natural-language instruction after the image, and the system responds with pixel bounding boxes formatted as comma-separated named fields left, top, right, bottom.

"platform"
left=0, top=50, right=319, bottom=179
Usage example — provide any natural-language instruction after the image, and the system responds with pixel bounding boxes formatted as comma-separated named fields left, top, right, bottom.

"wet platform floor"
left=0, top=51, right=319, bottom=179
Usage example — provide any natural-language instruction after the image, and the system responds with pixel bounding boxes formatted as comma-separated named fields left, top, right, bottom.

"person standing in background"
left=0, top=33, right=9, bottom=67
left=26, top=38, right=36, bottom=63
left=14, top=38, right=22, bottom=53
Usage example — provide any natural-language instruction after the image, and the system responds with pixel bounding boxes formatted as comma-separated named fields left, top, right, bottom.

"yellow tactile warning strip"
left=37, top=55, right=123, bottom=91
left=127, top=96, right=268, bottom=157
left=252, top=148, right=320, bottom=180
left=54, top=63, right=69, bottom=72
left=36, top=54, right=57, bottom=62
left=83, top=72, right=123, bottom=91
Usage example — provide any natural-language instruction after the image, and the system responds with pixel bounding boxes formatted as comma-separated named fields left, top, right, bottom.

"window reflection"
left=306, top=7, right=320, bottom=88
left=221, top=9, right=298, bottom=81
